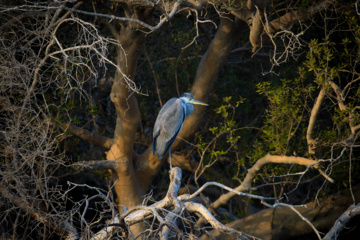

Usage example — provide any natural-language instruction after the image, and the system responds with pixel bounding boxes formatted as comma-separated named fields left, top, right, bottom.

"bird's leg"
left=169, top=148, right=173, bottom=169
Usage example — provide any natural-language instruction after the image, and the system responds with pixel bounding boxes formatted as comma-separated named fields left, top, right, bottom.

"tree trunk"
left=135, top=15, right=246, bottom=189
left=106, top=8, right=152, bottom=236
left=202, top=185, right=360, bottom=240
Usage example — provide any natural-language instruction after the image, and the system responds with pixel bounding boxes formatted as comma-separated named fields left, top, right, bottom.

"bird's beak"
left=190, top=99, right=209, bottom=106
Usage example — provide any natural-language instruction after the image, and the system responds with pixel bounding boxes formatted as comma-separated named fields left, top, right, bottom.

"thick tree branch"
left=207, top=185, right=360, bottom=240
left=168, top=153, right=199, bottom=172
left=184, top=202, right=252, bottom=240
left=306, top=88, right=326, bottom=155
left=136, top=15, right=246, bottom=189
left=211, top=154, right=333, bottom=210
left=267, top=0, right=336, bottom=33
left=62, top=123, right=114, bottom=149
left=107, top=6, right=153, bottom=205
left=323, top=204, right=360, bottom=240
left=122, top=167, right=252, bottom=239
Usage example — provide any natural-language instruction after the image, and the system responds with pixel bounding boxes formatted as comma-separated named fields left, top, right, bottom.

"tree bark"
left=135, top=15, right=247, bottom=190
left=105, top=9, right=153, bottom=236
left=105, top=6, right=153, bottom=227
left=202, top=185, right=360, bottom=240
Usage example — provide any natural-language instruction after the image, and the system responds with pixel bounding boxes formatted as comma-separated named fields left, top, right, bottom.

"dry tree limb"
left=306, top=88, right=326, bottom=155
left=61, top=123, right=114, bottom=149
left=262, top=202, right=322, bottom=240
left=267, top=0, right=336, bottom=33
left=184, top=202, right=254, bottom=240
left=323, top=204, right=360, bottom=240
left=0, top=185, right=79, bottom=240
left=169, top=153, right=199, bottom=172
left=70, top=160, right=117, bottom=171
left=120, top=167, right=253, bottom=239
left=90, top=215, right=120, bottom=240
left=179, top=182, right=274, bottom=202
left=211, top=154, right=333, bottom=210
left=205, top=186, right=360, bottom=240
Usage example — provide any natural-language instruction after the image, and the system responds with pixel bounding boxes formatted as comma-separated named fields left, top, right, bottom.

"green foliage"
left=246, top=10, right=360, bottom=194
left=193, top=95, right=251, bottom=182
left=305, top=38, right=342, bottom=85
left=255, top=77, right=309, bottom=156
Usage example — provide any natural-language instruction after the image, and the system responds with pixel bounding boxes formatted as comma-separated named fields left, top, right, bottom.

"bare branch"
left=184, top=202, right=252, bottom=240
left=211, top=154, right=333, bottom=210
left=267, top=0, right=336, bottom=33
left=323, top=204, right=360, bottom=240
left=306, top=88, right=326, bottom=155
left=262, top=202, right=322, bottom=240
left=122, top=167, right=254, bottom=238
left=70, top=160, right=117, bottom=171
left=0, top=185, right=78, bottom=240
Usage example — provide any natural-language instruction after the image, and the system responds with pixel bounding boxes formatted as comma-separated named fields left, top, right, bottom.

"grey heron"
left=153, top=92, right=209, bottom=168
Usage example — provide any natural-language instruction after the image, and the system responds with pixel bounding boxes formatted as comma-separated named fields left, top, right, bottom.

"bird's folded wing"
left=153, top=98, right=185, bottom=158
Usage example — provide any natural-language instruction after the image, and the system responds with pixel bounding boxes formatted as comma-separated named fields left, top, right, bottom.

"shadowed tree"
left=1, top=0, right=360, bottom=239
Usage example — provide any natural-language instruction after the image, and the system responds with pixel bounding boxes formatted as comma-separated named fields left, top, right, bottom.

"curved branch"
left=208, top=185, right=360, bottom=240
left=306, top=88, right=326, bottom=155
left=211, top=154, right=333, bottom=210
left=323, top=204, right=360, bottom=240
left=135, top=15, right=247, bottom=190
left=184, top=202, right=252, bottom=240
left=179, top=182, right=274, bottom=202
left=62, top=123, right=114, bottom=149
left=122, top=167, right=254, bottom=239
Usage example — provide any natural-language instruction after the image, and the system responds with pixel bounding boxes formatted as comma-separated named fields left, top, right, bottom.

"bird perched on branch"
left=153, top=92, right=208, bottom=168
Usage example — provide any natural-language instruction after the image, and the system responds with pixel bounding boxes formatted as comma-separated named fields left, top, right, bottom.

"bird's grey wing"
left=153, top=98, right=185, bottom=158
left=153, top=98, right=177, bottom=155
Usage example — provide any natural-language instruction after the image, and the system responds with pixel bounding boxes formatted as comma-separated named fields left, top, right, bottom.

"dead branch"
left=179, top=182, right=274, bottom=202
left=262, top=202, right=322, bottom=240
left=323, top=204, right=360, bottom=240
left=184, top=202, right=254, bottom=240
left=70, top=160, right=117, bottom=171
left=205, top=185, right=360, bottom=240
left=121, top=167, right=252, bottom=239
left=0, top=185, right=78, bottom=240
left=211, top=154, right=333, bottom=210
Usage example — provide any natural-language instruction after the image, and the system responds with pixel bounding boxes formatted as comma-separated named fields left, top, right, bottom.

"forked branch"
left=119, top=167, right=252, bottom=239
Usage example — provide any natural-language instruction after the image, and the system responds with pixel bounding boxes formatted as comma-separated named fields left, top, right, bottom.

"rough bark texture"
left=105, top=9, right=153, bottom=236
left=202, top=185, right=360, bottom=240
left=135, top=15, right=247, bottom=190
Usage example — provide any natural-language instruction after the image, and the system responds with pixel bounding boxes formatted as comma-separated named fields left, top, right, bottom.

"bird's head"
left=181, top=92, right=209, bottom=106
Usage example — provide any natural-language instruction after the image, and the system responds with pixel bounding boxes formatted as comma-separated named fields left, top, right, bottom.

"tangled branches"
left=0, top=1, right=133, bottom=238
